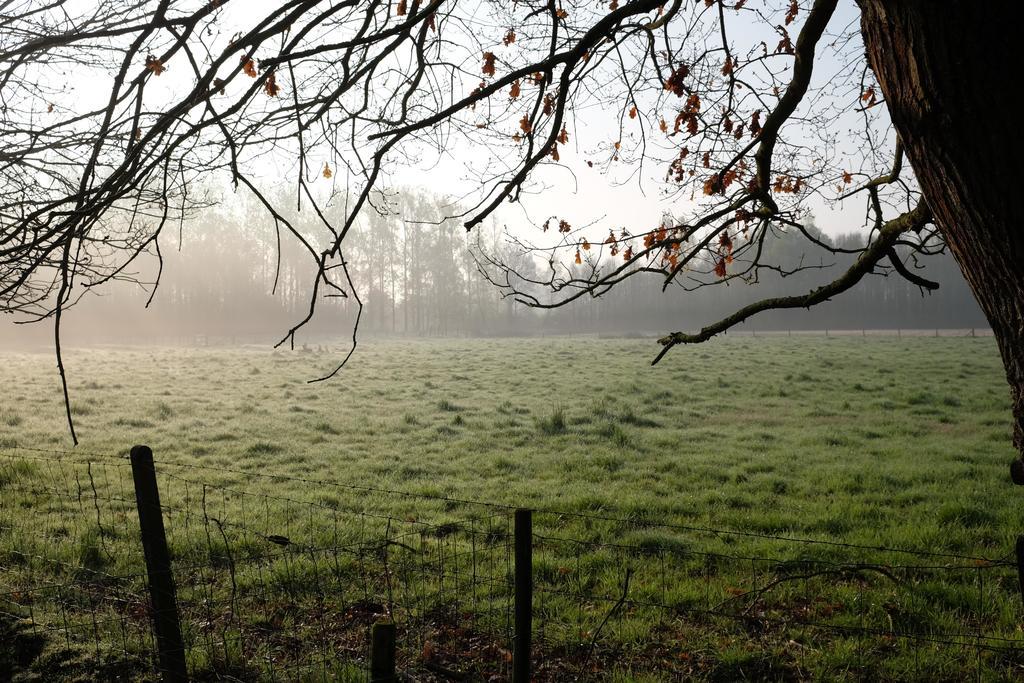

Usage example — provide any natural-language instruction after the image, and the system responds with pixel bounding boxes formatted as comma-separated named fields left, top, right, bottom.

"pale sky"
left=57, top=0, right=875, bottom=243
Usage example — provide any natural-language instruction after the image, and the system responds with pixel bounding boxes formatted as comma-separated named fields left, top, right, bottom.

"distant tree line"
left=0, top=192, right=986, bottom=347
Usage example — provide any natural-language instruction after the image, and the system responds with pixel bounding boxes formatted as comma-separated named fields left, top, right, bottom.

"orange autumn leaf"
left=784, top=0, right=799, bottom=25
left=581, top=239, right=591, bottom=251
left=842, top=170, right=853, bottom=184
left=719, top=232, right=733, bottom=253
left=722, top=168, right=739, bottom=190
left=776, top=27, right=794, bottom=54
left=519, top=115, right=532, bottom=134
left=556, top=8, right=568, bottom=19
left=503, top=28, right=516, bottom=45
left=574, top=249, right=582, bottom=264
left=264, top=71, right=280, bottom=97
left=557, top=127, right=568, bottom=144
left=664, top=64, right=689, bottom=97
left=714, top=258, right=728, bottom=278
left=550, top=144, right=560, bottom=161
left=703, top=175, right=720, bottom=195
left=396, top=0, right=407, bottom=16
left=482, top=51, right=496, bottom=77
left=241, top=56, right=257, bottom=77
left=628, top=105, right=637, bottom=119
left=322, top=162, right=332, bottom=179
left=145, top=55, right=165, bottom=76
left=510, top=79, right=521, bottom=99
left=750, top=109, right=762, bottom=137
left=659, top=117, right=668, bottom=133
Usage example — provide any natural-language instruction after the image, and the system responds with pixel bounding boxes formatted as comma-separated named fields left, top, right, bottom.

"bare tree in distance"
left=0, top=0, right=1020, bottom=466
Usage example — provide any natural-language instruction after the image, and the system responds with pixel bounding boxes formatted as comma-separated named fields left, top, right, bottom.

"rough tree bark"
left=858, top=0, right=1024, bottom=464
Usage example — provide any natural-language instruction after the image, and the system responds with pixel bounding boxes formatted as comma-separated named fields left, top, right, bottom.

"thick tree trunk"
left=858, top=1, right=1024, bottom=462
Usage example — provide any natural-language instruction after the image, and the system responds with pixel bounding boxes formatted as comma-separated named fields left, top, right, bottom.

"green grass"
left=0, top=336, right=1021, bottom=680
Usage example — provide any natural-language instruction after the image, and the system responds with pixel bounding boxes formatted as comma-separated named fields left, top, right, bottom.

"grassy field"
left=1, top=335, right=1022, bottom=681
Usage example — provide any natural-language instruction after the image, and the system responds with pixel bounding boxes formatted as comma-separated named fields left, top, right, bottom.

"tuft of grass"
left=74, top=527, right=107, bottom=576
left=618, top=406, right=661, bottom=428
left=596, top=421, right=630, bottom=447
left=113, top=417, right=155, bottom=429
left=245, top=442, right=283, bottom=456
left=937, top=502, right=997, bottom=529
left=0, top=460, right=37, bottom=489
left=154, top=401, right=175, bottom=420
left=536, top=406, right=567, bottom=435
left=313, top=421, right=339, bottom=435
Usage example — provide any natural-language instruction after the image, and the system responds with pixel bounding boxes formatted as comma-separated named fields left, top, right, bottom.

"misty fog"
left=0, top=188, right=986, bottom=349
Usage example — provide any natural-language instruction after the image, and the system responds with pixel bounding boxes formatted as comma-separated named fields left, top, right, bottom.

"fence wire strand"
left=2, top=446, right=1022, bottom=681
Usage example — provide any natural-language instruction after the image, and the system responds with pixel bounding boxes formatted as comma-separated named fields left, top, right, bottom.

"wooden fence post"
left=370, top=622, right=396, bottom=682
left=130, top=445, right=187, bottom=682
left=513, top=508, right=533, bottom=683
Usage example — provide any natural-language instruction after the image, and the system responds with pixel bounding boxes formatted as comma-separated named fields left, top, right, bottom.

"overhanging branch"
left=653, top=201, right=932, bottom=364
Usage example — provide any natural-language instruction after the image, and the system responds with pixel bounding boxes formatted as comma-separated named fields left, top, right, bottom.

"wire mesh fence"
left=2, top=444, right=1023, bottom=681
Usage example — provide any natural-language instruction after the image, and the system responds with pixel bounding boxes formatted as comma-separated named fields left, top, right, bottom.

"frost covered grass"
left=1, top=336, right=1020, bottom=680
